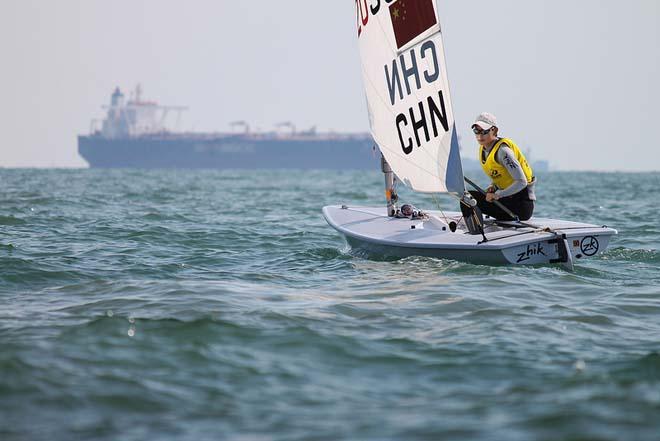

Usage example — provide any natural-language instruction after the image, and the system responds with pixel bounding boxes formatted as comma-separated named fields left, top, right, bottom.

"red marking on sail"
left=389, top=0, right=438, bottom=49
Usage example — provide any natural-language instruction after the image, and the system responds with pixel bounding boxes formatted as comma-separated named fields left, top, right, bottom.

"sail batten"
left=356, top=0, right=464, bottom=194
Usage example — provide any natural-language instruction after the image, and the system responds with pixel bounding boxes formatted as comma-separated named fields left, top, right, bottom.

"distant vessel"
left=78, top=86, right=376, bottom=169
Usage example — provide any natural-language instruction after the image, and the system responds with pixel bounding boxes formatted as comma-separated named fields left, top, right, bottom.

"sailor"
left=462, top=112, right=536, bottom=231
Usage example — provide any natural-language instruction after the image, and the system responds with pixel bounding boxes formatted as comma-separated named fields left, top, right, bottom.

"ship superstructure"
left=94, top=85, right=188, bottom=139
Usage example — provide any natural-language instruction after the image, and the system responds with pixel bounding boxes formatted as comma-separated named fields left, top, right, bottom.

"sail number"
left=385, top=40, right=450, bottom=155
left=356, top=0, right=396, bottom=36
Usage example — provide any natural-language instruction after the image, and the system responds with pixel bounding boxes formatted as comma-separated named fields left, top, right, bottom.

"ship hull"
left=78, top=135, right=377, bottom=169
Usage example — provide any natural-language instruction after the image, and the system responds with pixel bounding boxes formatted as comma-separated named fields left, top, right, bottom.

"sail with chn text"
left=355, top=0, right=464, bottom=194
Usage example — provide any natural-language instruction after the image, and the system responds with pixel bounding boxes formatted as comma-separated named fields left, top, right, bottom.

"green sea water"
left=1, top=169, right=659, bottom=441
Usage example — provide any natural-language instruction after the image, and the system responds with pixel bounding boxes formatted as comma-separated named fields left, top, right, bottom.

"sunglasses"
left=472, top=127, right=492, bottom=136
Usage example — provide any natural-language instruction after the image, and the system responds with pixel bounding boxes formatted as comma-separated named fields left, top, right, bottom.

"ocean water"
left=1, top=168, right=659, bottom=441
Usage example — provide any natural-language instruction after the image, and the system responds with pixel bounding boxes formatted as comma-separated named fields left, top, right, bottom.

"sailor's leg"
left=481, top=201, right=515, bottom=220
left=517, top=200, right=534, bottom=221
left=463, top=191, right=515, bottom=221
left=381, top=155, right=398, bottom=217
left=460, top=191, right=486, bottom=235
left=503, top=191, right=534, bottom=221
left=488, top=191, right=534, bottom=221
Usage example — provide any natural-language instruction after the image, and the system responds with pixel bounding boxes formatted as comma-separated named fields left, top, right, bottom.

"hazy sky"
left=1, top=0, right=658, bottom=170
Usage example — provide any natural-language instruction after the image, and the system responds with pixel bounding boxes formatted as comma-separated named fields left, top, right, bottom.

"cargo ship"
left=78, top=86, right=377, bottom=169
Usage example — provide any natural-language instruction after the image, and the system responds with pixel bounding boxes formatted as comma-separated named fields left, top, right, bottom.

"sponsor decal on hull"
left=580, top=236, right=600, bottom=256
left=503, top=240, right=558, bottom=265
left=515, top=242, right=548, bottom=264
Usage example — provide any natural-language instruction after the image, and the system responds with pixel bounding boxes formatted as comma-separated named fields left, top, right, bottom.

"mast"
left=381, top=155, right=398, bottom=216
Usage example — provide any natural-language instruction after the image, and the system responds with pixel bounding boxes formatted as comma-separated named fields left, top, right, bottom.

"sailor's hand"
left=486, top=192, right=499, bottom=203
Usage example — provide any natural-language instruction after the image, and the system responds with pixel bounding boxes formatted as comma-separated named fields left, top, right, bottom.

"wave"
left=602, top=247, right=660, bottom=263
left=0, top=258, right=87, bottom=285
left=609, top=352, right=660, bottom=383
left=0, top=215, right=26, bottom=226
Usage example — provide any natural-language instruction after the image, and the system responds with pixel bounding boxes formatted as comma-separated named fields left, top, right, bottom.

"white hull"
left=323, top=205, right=616, bottom=267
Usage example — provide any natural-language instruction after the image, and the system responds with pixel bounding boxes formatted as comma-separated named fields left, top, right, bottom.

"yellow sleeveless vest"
left=479, top=138, right=534, bottom=190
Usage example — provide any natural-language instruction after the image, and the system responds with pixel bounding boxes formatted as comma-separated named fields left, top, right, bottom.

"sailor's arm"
left=492, top=146, right=528, bottom=199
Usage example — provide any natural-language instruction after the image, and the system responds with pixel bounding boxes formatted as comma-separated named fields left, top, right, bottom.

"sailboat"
left=322, top=0, right=616, bottom=269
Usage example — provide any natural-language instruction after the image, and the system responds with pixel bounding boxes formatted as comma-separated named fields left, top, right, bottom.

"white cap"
left=473, top=112, right=497, bottom=130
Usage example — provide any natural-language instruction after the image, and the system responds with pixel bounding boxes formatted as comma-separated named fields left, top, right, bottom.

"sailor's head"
left=472, top=112, right=498, bottom=141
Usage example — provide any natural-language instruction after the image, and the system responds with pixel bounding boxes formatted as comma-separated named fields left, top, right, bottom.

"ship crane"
left=276, top=121, right=296, bottom=135
left=158, top=106, right=188, bottom=132
left=230, top=121, right=250, bottom=134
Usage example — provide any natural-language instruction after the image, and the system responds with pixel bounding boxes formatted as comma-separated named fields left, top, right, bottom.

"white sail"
left=355, top=0, right=464, bottom=194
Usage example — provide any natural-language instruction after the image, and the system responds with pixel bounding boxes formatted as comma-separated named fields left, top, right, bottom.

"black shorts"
left=461, top=189, right=534, bottom=221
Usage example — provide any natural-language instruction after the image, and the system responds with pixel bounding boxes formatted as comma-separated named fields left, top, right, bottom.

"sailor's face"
left=474, top=126, right=497, bottom=146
